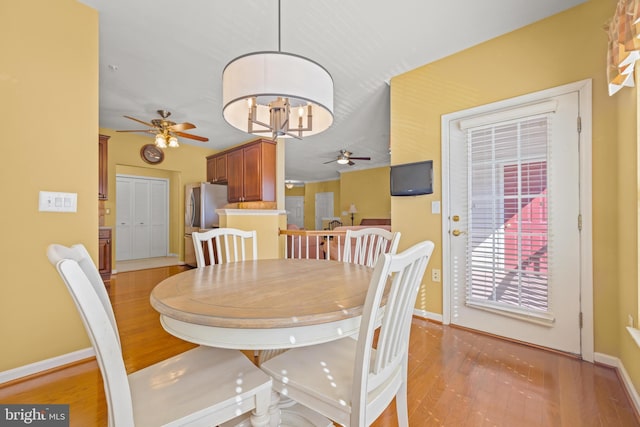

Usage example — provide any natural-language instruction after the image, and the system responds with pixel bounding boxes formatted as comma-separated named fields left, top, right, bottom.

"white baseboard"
left=413, top=308, right=443, bottom=323
left=594, top=352, right=640, bottom=416
left=0, top=348, right=95, bottom=385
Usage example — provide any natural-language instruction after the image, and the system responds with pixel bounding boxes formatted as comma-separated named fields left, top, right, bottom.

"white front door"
left=285, top=196, right=304, bottom=228
left=315, top=192, right=334, bottom=230
left=442, top=81, right=592, bottom=357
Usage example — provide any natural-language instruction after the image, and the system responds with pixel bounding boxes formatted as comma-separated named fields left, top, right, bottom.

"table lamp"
left=348, top=203, right=358, bottom=226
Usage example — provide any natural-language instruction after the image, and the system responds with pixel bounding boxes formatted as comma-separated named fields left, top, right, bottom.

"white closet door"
left=132, top=179, right=150, bottom=259
left=116, top=175, right=169, bottom=261
left=149, top=180, right=168, bottom=257
left=115, top=178, right=132, bottom=261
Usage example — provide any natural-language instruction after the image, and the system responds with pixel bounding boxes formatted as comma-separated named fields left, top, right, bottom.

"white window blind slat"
left=464, top=114, right=550, bottom=315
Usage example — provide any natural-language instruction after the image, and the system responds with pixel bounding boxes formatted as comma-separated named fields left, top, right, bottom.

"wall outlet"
left=432, top=268, right=441, bottom=282
left=629, top=315, right=634, bottom=328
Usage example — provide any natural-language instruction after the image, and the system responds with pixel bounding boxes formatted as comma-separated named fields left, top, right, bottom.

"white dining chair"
left=260, top=240, right=435, bottom=426
left=343, top=227, right=401, bottom=267
left=47, top=244, right=121, bottom=345
left=47, top=243, right=271, bottom=427
left=192, top=228, right=258, bottom=267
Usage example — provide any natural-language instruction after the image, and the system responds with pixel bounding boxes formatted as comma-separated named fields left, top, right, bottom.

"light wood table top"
left=150, top=259, right=374, bottom=348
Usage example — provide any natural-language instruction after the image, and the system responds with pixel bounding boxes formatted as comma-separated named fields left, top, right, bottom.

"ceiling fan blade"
left=169, top=122, right=196, bottom=132
left=348, top=156, right=371, bottom=161
left=323, top=159, right=337, bottom=164
left=116, top=129, right=153, bottom=133
left=123, top=115, right=155, bottom=128
left=175, top=131, right=209, bottom=142
left=348, top=160, right=355, bottom=166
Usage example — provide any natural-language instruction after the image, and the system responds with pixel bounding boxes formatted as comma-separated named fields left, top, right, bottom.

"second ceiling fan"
left=324, top=149, right=371, bottom=166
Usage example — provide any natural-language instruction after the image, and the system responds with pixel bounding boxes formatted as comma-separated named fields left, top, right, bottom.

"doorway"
left=116, top=175, right=169, bottom=261
left=285, top=196, right=304, bottom=228
left=314, top=192, right=334, bottom=230
left=441, top=80, right=593, bottom=360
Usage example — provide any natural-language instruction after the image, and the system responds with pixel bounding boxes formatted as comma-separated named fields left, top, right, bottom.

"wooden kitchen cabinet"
left=99, top=227, right=112, bottom=286
left=206, top=152, right=228, bottom=183
left=98, top=134, right=109, bottom=200
left=226, top=139, right=276, bottom=203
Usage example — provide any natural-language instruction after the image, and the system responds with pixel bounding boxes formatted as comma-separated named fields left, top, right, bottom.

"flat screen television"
left=390, top=160, right=433, bottom=196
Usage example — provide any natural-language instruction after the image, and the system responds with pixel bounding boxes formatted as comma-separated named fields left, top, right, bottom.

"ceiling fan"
left=324, top=149, right=371, bottom=166
left=117, top=109, right=209, bottom=148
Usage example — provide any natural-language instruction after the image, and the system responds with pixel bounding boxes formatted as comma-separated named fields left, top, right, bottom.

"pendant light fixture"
left=222, top=0, right=334, bottom=139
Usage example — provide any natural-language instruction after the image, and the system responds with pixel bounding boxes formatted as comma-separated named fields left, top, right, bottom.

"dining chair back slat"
left=343, top=227, right=401, bottom=267
left=192, top=228, right=257, bottom=267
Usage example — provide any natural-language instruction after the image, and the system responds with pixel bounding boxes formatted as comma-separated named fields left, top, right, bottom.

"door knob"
left=452, top=229, right=466, bottom=236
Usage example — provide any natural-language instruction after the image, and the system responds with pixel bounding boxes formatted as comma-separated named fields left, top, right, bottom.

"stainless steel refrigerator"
left=184, top=182, right=228, bottom=266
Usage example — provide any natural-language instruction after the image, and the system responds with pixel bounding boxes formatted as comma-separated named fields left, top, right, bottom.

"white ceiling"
left=80, top=0, right=585, bottom=182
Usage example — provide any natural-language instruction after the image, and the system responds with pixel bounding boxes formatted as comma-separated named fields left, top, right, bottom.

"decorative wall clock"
left=140, top=144, right=164, bottom=164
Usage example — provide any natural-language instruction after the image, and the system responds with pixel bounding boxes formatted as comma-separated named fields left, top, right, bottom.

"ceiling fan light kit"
left=222, top=0, right=333, bottom=139
left=117, top=109, right=209, bottom=149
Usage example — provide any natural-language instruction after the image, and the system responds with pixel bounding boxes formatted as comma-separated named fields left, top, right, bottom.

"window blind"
left=464, top=113, right=551, bottom=318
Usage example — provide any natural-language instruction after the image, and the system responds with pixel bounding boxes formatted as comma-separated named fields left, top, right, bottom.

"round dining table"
left=150, top=258, right=375, bottom=427
left=150, top=258, right=374, bottom=350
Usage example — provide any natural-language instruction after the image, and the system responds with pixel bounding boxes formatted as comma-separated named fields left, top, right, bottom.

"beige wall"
left=391, top=0, right=639, bottom=391
left=1, top=0, right=98, bottom=370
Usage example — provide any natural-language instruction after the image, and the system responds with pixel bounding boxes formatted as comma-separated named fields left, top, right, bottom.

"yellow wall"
left=285, top=186, right=305, bottom=197
left=219, top=211, right=287, bottom=259
left=340, top=167, right=391, bottom=226
left=287, top=168, right=390, bottom=229
left=102, top=130, right=217, bottom=262
left=391, top=0, right=639, bottom=391
left=303, top=180, right=341, bottom=229
left=617, top=69, right=640, bottom=388
left=1, top=0, right=98, bottom=370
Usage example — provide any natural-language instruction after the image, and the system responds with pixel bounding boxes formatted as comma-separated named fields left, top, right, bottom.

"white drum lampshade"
left=222, top=51, right=334, bottom=139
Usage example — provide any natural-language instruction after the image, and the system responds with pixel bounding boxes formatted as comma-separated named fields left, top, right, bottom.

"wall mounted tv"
left=390, top=160, right=433, bottom=196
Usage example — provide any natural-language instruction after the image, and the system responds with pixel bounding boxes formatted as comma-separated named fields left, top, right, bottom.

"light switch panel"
left=39, top=191, right=77, bottom=212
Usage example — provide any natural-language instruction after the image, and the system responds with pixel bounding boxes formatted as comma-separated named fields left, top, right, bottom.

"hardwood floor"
left=1, top=266, right=638, bottom=426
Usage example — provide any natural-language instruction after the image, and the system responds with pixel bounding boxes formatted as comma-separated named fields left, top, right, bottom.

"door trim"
left=440, top=79, right=593, bottom=361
